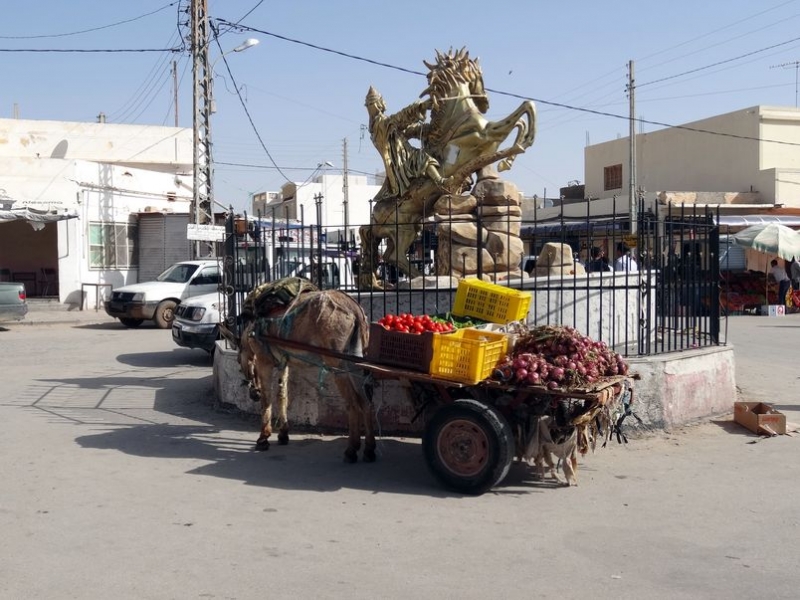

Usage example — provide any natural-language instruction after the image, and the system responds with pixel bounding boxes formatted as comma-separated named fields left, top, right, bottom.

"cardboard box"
left=762, top=304, right=785, bottom=317
left=734, top=402, right=787, bottom=436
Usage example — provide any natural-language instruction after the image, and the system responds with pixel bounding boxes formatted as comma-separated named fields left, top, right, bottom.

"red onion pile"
left=492, top=325, right=629, bottom=389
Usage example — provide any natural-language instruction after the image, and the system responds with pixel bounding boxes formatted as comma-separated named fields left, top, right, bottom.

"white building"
left=269, top=172, right=382, bottom=245
left=0, top=117, right=193, bottom=306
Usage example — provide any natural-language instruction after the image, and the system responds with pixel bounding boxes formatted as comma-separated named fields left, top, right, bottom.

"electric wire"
left=638, top=34, right=800, bottom=87
left=636, top=0, right=799, bottom=64
left=109, top=30, right=181, bottom=123
left=211, top=24, right=295, bottom=184
left=160, top=56, right=190, bottom=126
left=0, top=2, right=178, bottom=39
left=0, top=47, right=179, bottom=53
left=219, top=20, right=800, bottom=148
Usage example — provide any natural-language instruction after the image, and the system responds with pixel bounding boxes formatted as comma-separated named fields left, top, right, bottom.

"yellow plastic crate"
left=430, top=328, right=509, bottom=384
left=452, top=279, right=531, bottom=324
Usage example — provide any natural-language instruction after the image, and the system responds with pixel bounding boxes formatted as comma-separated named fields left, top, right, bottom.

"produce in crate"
left=377, top=313, right=454, bottom=334
left=491, top=325, right=629, bottom=389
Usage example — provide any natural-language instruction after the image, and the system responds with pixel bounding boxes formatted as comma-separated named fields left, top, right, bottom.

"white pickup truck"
left=104, top=260, right=221, bottom=329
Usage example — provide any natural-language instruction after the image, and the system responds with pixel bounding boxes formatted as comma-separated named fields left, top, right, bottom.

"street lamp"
left=209, top=38, right=259, bottom=114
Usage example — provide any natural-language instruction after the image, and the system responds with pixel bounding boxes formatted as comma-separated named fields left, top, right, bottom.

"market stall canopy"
left=732, top=223, right=800, bottom=261
left=0, top=206, right=79, bottom=231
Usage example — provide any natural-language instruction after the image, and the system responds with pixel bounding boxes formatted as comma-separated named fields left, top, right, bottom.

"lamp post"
left=190, top=0, right=258, bottom=258
left=209, top=38, right=259, bottom=114
left=317, top=160, right=333, bottom=229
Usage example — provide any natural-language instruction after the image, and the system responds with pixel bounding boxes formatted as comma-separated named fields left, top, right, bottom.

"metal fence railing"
left=218, top=198, right=724, bottom=358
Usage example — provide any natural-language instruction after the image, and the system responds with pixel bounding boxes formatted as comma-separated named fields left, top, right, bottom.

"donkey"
left=233, top=285, right=375, bottom=463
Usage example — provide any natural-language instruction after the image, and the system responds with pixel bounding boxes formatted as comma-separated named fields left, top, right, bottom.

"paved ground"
left=0, top=307, right=798, bottom=599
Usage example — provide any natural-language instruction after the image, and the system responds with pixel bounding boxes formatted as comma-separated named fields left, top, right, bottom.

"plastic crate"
left=365, top=323, right=437, bottom=372
left=452, top=279, right=531, bottom=324
left=429, top=328, right=509, bottom=384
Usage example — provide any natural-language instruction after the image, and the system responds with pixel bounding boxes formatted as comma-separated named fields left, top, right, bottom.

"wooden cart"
left=258, top=333, right=636, bottom=495
left=362, top=361, right=635, bottom=495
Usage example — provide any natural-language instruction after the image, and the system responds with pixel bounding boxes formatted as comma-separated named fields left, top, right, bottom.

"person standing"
left=769, top=258, right=790, bottom=305
left=614, top=242, right=638, bottom=272
left=587, top=246, right=612, bottom=272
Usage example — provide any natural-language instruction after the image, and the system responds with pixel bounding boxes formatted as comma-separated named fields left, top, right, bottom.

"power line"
left=0, top=48, right=180, bottom=53
left=220, top=20, right=800, bottom=148
left=211, top=23, right=295, bottom=184
left=636, top=0, right=799, bottom=65
left=215, top=19, right=426, bottom=78
left=216, top=160, right=373, bottom=177
left=638, top=35, right=800, bottom=87
left=0, top=2, right=178, bottom=39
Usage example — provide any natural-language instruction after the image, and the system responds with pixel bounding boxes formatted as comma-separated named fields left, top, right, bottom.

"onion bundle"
left=492, top=325, right=629, bottom=389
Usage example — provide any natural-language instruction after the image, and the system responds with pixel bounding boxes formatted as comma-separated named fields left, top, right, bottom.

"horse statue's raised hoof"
left=277, top=432, right=289, bottom=445
left=255, top=436, right=271, bottom=452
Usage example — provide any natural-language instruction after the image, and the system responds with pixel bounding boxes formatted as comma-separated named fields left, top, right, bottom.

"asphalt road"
left=0, top=315, right=798, bottom=599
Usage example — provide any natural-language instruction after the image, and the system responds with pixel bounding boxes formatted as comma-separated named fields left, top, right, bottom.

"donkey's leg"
left=343, top=396, right=361, bottom=463
left=333, top=368, right=361, bottom=463
left=276, top=364, right=290, bottom=445
left=252, top=354, right=274, bottom=451
left=359, top=375, right=376, bottom=463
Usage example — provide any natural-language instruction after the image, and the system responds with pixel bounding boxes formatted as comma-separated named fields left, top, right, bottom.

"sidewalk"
left=15, top=299, right=117, bottom=326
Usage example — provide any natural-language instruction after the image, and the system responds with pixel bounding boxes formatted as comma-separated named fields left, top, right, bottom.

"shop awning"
left=715, top=214, right=800, bottom=227
left=0, top=206, right=79, bottom=229
left=521, top=218, right=622, bottom=236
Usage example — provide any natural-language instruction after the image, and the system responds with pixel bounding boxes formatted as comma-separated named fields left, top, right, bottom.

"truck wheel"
left=423, top=398, right=515, bottom=495
left=119, top=318, right=143, bottom=328
left=154, top=300, right=177, bottom=329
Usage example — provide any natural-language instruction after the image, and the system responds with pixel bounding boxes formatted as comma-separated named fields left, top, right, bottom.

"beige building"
left=584, top=105, right=800, bottom=213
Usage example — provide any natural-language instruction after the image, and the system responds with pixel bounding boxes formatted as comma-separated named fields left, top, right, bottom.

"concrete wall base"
left=212, top=341, right=736, bottom=436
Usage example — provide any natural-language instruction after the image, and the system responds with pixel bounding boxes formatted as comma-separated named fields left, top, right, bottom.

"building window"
left=604, top=164, right=623, bottom=191
left=89, top=222, right=139, bottom=269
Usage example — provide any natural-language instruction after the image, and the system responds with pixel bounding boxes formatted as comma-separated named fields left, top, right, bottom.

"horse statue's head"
left=421, top=47, right=489, bottom=116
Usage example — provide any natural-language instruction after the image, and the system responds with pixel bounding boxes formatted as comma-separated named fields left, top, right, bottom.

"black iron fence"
left=219, top=198, right=724, bottom=358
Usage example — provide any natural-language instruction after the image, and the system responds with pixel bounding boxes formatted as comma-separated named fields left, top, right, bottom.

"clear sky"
left=3, top=0, right=800, bottom=213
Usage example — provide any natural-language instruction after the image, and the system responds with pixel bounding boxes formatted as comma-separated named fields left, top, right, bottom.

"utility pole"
left=627, top=60, right=638, bottom=234
left=191, top=0, right=214, bottom=258
left=172, top=60, right=179, bottom=127
left=342, top=138, right=350, bottom=248
left=770, top=60, right=800, bottom=107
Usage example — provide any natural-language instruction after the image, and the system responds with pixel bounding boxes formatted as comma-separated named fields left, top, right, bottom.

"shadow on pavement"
left=115, top=349, right=213, bottom=368
left=74, top=423, right=464, bottom=497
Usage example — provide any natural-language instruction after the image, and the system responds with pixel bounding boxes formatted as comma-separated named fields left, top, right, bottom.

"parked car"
left=104, top=260, right=221, bottom=329
left=0, top=282, right=28, bottom=322
left=171, top=292, right=222, bottom=354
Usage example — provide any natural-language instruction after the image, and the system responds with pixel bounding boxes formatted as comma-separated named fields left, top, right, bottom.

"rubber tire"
left=119, top=318, right=144, bottom=328
left=153, top=300, right=177, bottom=329
left=423, top=398, right=515, bottom=495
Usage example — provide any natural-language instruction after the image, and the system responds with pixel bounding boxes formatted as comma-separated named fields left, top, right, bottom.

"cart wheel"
left=423, top=398, right=515, bottom=495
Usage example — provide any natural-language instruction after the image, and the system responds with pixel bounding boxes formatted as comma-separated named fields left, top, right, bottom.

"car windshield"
left=156, top=263, right=199, bottom=283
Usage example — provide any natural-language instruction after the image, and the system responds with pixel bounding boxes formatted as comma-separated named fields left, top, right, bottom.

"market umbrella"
left=733, top=223, right=800, bottom=306
left=732, top=223, right=800, bottom=261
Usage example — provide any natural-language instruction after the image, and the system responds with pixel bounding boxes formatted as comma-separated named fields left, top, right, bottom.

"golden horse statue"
left=358, top=48, right=536, bottom=289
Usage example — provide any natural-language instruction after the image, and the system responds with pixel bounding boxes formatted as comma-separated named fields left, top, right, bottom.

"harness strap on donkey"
left=242, top=277, right=319, bottom=320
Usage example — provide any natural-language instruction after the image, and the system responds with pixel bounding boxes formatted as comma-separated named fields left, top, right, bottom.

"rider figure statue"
left=365, top=85, right=450, bottom=203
